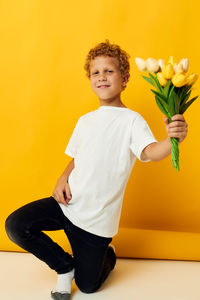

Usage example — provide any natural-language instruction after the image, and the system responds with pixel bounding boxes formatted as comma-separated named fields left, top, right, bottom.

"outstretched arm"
left=141, top=114, right=188, bottom=162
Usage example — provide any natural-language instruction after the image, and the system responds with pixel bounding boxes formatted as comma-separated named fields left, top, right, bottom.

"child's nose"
left=98, top=75, right=107, bottom=81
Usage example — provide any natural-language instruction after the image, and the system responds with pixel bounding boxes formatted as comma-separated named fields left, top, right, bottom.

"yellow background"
left=1, top=0, right=200, bottom=260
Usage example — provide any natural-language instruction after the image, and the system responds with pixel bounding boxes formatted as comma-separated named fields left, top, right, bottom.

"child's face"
left=89, top=56, right=126, bottom=102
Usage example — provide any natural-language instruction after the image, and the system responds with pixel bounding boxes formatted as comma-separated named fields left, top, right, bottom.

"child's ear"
left=122, top=73, right=130, bottom=86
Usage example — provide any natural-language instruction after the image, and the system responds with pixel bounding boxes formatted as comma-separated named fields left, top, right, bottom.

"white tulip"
left=135, top=57, right=146, bottom=71
left=146, top=58, right=160, bottom=73
left=158, top=59, right=165, bottom=70
left=173, top=63, right=184, bottom=73
left=179, top=58, right=189, bottom=72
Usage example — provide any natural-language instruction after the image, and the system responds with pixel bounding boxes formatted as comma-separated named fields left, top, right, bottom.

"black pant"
left=5, top=196, right=116, bottom=293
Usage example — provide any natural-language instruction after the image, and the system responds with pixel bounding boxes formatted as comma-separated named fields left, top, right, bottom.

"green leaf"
left=168, top=91, right=181, bottom=115
left=168, top=91, right=175, bottom=116
left=176, top=86, right=184, bottom=98
left=163, top=79, right=172, bottom=99
left=174, top=92, right=181, bottom=114
left=179, top=96, right=199, bottom=114
left=178, top=84, right=192, bottom=101
left=168, top=85, right=175, bottom=103
left=184, top=84, right=193, bottom=94
left=181, top=90, right=191, bottom=107
left=155, top=72, right=163, bottom=93
left=155, top=96, right=169, bottom=117
left=151, top=90, right=171, bottom=116
left=151, top=89, right=167, bottom=103
left=147, top=71, right=163, bottom=93
left=142, top=76, right=155, bottom=87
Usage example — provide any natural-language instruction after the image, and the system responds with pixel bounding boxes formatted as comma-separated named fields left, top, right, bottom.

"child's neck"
left=99, top=100, right=126, bottom=108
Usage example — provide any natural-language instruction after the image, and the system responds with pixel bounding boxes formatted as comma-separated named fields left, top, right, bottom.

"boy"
left=5, top=40, right=188, bottom=300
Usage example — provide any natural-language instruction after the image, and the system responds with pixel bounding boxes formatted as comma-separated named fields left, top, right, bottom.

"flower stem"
left=170, top=137, right=180, bottom=171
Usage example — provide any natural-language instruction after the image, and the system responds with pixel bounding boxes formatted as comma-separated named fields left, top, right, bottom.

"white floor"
left=1, top=251, right=200, bottom=300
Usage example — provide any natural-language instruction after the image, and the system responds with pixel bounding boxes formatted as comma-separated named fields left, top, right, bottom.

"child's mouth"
left=98, top=85, right=110, bottom=88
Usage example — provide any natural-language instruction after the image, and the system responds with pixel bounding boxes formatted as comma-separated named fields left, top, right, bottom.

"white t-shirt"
left=58, top=106, right=158, bottom=237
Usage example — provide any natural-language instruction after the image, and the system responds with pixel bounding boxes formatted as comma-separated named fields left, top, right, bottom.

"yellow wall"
left=1, top=0, right=200, bottom=260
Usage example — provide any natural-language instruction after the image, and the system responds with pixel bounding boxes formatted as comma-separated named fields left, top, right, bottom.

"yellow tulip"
left=162, top=63, right=174, bottom=79
left=168, top=56, right=175, bottom=67
left=186, top=73, right=198, bottom=85
left=172, top=72, right=188, bottom=87
left=157, top=72, right=168, bottom=87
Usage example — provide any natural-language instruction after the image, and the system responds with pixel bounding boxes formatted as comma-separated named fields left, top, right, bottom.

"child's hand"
left=164, top=114, right=188, bottom=144
left=52, top=176, right=72, bottom=206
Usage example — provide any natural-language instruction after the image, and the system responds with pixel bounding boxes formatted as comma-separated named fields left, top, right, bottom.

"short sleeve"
left=130, top=114, right=158, bottom=162
left=64, top=117, right=82, bottom=158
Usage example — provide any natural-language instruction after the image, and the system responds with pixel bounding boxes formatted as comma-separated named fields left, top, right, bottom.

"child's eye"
left=92, top=70, right=113, bottom=75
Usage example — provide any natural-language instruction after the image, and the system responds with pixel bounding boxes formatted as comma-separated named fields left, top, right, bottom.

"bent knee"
left=77, top=285, right=98, bottom=294
left=75, top=278, right=99, bottom=294
left=5, top=213, right=25, bottom=242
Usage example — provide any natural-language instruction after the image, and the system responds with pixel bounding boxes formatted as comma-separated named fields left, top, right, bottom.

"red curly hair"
left=84, top=39, right=131, bottom=91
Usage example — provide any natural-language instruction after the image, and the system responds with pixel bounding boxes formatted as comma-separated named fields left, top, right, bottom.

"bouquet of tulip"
left=135, top=56, right=198, bottom=171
